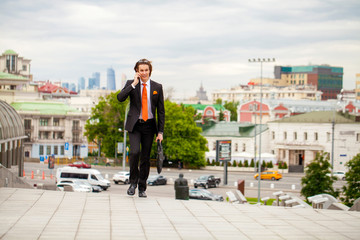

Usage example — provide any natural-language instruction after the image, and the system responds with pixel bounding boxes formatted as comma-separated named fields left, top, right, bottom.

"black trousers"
left=128, top=119, right=156, bottom=191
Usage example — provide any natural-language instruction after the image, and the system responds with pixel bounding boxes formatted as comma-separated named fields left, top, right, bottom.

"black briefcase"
left=156, top=140, right=165, bottom=174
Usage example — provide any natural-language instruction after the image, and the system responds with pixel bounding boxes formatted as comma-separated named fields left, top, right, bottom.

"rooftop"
left=11, top=101, right=80, bottom=115
left=184, top=103, right=225, bottom=111
left=200, top=121, right=268, bottom=137
left=2, top=49, right=18, bottom=55
left=0, top=72, right=29, bottom=81
left=271, top=111, right=358, bottom=124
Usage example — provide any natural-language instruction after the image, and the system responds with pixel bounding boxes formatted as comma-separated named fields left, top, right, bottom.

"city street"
left=22, top=162, right=346, bottom=200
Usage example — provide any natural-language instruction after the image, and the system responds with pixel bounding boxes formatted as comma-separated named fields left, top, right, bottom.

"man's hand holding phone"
left=132, top=72, right=140, bottom=87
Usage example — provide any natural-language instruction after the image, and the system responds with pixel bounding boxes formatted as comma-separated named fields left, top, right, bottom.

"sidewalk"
left=1, top=188, right=359, bottom=239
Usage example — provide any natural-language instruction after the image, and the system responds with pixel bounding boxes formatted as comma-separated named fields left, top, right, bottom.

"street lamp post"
left=248, top=58, right=275, bottom=203
left=122, top=103, right=130, bottom=171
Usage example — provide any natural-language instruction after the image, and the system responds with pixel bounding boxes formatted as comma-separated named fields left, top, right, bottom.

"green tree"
left=244, top=160, right=249, bottom=167
left=223, top=101, right=239, bottom=122
left=232, top=160, right=237, bottom=167
left=215, top=98, right=222, bottom=105
left=158, top=101, right=208, bottom=168
left=301, top=152, right=339, bottom=200
left=238, top=161, right=243, bottom=167
left=219, top=109, right=225, bottom=121
left=341, top=154, right=360, bottom=207
left=84, top=91, right=128, bottom=159
left=250, top=159, right=255, bottom=167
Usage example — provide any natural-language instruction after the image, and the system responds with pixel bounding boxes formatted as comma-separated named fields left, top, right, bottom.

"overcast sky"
left=1, top=0, right=359, bottom=100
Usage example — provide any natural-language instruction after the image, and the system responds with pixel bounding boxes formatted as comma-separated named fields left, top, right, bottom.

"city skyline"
left=1, top=0, right=359, bottom=99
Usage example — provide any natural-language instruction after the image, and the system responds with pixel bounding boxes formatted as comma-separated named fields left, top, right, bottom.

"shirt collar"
left=140, top=79, right=151, bottom=86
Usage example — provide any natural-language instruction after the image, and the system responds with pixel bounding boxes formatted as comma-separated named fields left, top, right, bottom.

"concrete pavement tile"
left=211, top=231, right=250, bottom=240
left=315, top=233, right=351, bottom=240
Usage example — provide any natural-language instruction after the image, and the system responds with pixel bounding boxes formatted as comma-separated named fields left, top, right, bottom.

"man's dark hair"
left=134, top=59, right=152, bottom=76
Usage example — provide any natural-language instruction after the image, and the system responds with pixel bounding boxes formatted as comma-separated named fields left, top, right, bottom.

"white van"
left=56, top=167, right=111, bottom=190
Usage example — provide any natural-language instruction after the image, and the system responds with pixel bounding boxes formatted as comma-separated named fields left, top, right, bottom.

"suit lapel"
left=136, top=83, right=141, bottom=110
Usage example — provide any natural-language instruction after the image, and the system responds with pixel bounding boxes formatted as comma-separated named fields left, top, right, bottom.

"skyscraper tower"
left=88, top=72, right=100, bottom=89
left=107, top=67, right=116, bottom=90
left=78, top=77, right=85, bottom=92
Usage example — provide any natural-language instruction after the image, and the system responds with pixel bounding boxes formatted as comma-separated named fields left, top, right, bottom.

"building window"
left=235, top=143, right=238, bottom=152
left=54, top=146, right=58, bottom=155
left=46, top=146, right=51, bottom=155
left=304, top=132, right=308, bottom=141
left=284, top=132, right=287, bottom=140
left=61, top=146, right=65, bottom=155
left=314, top=132, right=318, bottom=141
left=40, top=118, right=49, bottom=126
left=272, top=131, right=275, bottom=140
left=294, top=132, right=297, bottom=140
left=53, top=118, right=60, bottom=126
left=44, top=131, right=50, bottom=139
left=73, top=120, right=80, bottom=130
left=24, top=119, right=31, bottom=129
left=39, top=145, right=44, bottom=155
left=22, top=65, right=27, bottom=71
left=327, top=132, right=331, bottom=142
left=242, top=143, right=246, bottom=152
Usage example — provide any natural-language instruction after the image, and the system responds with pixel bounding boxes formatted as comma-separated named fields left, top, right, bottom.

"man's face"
left=137, top=64, right=150, bottom=82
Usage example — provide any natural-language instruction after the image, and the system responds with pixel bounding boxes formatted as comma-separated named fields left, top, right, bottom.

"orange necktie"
left=142, top=83, right=148, bottom=121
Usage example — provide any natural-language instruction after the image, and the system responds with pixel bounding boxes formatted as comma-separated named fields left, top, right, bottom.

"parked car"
left=189, top=189, right=224, bottom=201
left=68, top=161, right=91, bottom=168
left=147, top=175, right=167, bottom=186
left=112, top=171, right=130, bottom=184
left=254, top=171, right=282, bottom=181
left=194, top=175, right=221, bottom=189
left=57, top=179, right=102, bottom=192
left=326, top=171, right=346, bottom=180
left=56, top=182, right=91, bottom=192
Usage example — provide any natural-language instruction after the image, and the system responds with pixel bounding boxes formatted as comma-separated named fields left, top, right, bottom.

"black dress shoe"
left=138, top=191, right=147, bottom=198
left=127, top=184, right=136, bottom=196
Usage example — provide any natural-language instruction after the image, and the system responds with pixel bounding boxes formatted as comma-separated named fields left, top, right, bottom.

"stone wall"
left=0, top=165, right=32, bottom=188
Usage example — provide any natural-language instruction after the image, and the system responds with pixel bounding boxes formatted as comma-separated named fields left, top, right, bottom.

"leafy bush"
left=250, top=159, right=255, bottom=167
left=244, top=160, right=249, bottom=167
left=211, top=159, right=215, bottom=166
left=238, top=161, right=243, bottom=167
left=267, top=161, right=273, bottom=168
left=232, top=161, right=237, bottom=167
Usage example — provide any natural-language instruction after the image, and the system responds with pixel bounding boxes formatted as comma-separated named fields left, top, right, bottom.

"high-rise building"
left=88, top=72, right=100, bottom=89
left=274, top=65, right=343, bottom=100
left=62, top=82, right=69, bottom=89
left=78, top=77, right=85, bottom=91
left=196, top=82, right=208, bottom=101
left=107, top=67, right=116, bottom=90
left=70, top=83, right=76, bottom=92
left=356, top=74, right=360, bottom=101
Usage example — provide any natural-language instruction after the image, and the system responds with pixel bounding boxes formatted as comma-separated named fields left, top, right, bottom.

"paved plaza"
left=0, top=188, right=359, bottom=240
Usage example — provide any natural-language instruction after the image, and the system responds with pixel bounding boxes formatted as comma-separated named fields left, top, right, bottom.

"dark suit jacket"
left=117, top=80, right=165, bottom=133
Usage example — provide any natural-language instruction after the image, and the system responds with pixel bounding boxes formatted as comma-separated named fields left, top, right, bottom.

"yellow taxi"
left=254, top=171, right=282, bottom=181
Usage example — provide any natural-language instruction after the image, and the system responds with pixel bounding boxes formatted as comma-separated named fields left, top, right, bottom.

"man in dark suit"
left=117, top=59, right=165, bottom=198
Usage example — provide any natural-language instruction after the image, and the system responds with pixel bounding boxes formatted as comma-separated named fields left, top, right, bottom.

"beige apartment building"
left=11, top=101, right=89, bottom=160
left=212, top=84, right=322, bottom=103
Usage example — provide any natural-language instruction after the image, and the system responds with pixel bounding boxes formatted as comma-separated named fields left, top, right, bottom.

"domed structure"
left=0, top=100, right=27, bottom=176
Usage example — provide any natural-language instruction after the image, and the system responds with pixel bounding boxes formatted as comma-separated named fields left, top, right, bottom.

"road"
left=22, top=162, right=346, bottom=200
